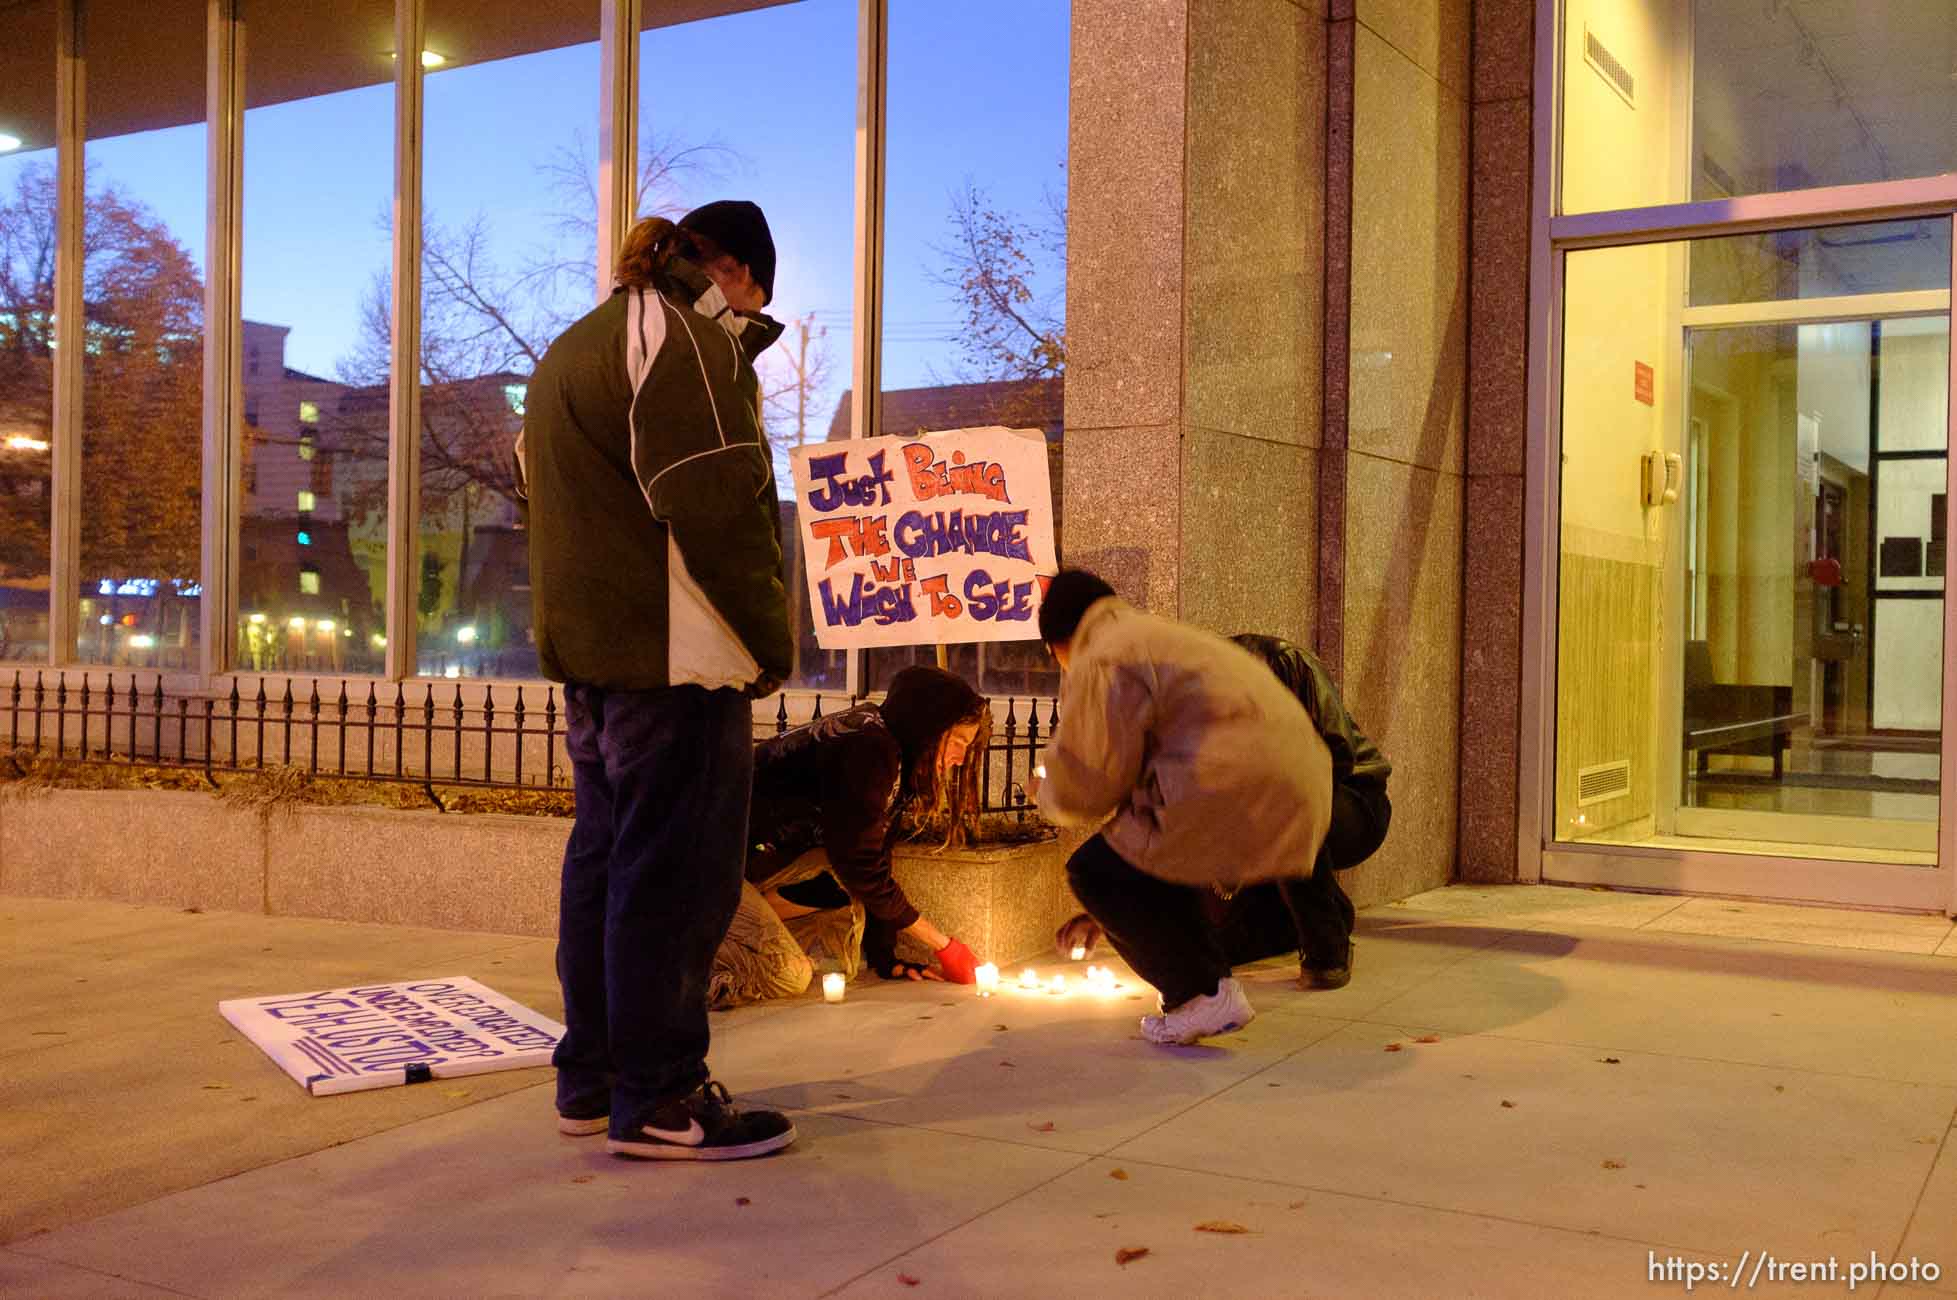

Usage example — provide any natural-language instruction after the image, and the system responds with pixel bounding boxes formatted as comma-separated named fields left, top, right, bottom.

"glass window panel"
left=238, top=0, right=394, bottom=674
left=0, top=0, right=57, bottom=663
left=79, top=0, right=206, bottom=669
left=640, top=0, right=856, bottom=693
left=865, top=0, right=1069, bottom=698
left=1689, top=219, right=1952, bottom=309
left=1561, top=1, right=1957, bottom=214
left=418, top=0, right=598, bottom=681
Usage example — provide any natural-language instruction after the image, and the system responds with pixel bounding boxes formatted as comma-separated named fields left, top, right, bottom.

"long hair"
left=897, top=697, right=993, bottom=850
left=616, top=216, right=728, bottom=291
left=615, top=216, right=685, bottom=290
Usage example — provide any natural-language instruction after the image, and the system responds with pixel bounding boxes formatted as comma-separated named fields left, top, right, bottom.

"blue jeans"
left=552, top=683, right=753, bottom=1131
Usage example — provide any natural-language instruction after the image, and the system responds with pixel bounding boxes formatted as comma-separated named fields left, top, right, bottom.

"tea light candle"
left=1069, top=944, right=1087, bottom=962
left=975, top=963, right=1000, bottom=994
left=1019, top=967, right=1040, bottom=990
left=822, top=972, right=846, bottom=1003
left=1048, top=974, right=1066, bottom=994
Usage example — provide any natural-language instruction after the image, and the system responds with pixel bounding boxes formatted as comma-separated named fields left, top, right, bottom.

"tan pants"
left=709, top=850, right=866, bottom=1008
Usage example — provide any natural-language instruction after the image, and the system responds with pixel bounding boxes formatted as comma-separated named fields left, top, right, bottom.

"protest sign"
left=789, top=426, right=1057, bottom=650
left=219, top=977, right=564, bottom=1096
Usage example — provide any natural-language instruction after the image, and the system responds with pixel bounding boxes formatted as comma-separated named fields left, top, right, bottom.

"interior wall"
left=1691, top=328, right=1796, bottom=692
left=1560, top=0, right=1685, bottom=215
left=1557, top=236, right=1682, bottom=838
left=1871, top=321, right=1950, bottom=730
left=1554, top=0, right=1685, bottom=840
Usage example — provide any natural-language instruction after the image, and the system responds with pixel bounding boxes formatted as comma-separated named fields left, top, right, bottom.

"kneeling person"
left=1033, top=570, right=1337, bottom=1045
left=711, top=666, right=990, bottom=1004
left=1057, top=632, right=1392, bottom=995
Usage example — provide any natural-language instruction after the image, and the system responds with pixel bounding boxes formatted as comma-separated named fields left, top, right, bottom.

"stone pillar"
left=1458, top=0, right=1534, bottom=881
left=1332, top=0, right=1471, bottom=907
left=1065, top=0, right=1327, bottom=645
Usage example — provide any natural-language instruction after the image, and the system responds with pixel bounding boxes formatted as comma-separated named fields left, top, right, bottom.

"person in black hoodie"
left=1054, top=633, right=1391, bottom=991
left=710, top=666, right=991, bottom=1005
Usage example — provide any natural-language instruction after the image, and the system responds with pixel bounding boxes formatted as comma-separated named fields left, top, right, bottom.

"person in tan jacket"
left=1031, top=569, right=1337, bottom=1045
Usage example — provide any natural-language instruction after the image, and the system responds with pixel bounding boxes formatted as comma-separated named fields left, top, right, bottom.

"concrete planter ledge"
left=0, top=787, right=1079, bottom=964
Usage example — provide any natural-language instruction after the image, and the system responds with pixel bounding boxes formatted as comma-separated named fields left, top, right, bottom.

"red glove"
left=935, top=937, right=979, bottom=984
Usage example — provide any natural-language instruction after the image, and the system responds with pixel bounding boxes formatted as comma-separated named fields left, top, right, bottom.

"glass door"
left=1553, top=218, right=1953, bottom=892
left=1671, top=315, right=1947, bottom=858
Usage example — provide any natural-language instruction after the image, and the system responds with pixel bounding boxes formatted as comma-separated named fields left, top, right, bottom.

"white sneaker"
left=1140, top=977, right=1255, bottom=1045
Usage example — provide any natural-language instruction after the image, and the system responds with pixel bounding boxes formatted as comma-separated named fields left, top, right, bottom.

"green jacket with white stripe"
left=516, top=263, right=793, bottom=692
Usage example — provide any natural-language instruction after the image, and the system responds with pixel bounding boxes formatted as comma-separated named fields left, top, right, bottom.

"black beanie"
left=679, top=199, right=777, bottom=306
left=877, top=667, right=985, bottom=768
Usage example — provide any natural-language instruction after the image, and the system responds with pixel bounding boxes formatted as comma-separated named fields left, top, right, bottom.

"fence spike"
left=545, top=687, right=558, bottom=788
left=336, top=681, right=350, bottom=775
left=482, top=686, right=496, bottom=783
left=147, top=674, right=160, bottom=763
left=513, top=686, right=527, bottom=787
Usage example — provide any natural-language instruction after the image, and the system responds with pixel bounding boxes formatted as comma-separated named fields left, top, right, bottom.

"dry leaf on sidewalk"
left=1028, top=1121, right=1056, bottom=1133
left=1109, top=1169, right=1130, bottom=1181
left=571, top=1175, right=593, bottom=1184
left=1115, top=1247, right=1150, bottom=1266
left=1599, top=1057, right=1622, bottom=1065
left=1602, top=1159, right=1626, bottom=1170
left=442, top=1089, right=471, bottom=1100
left=736, top=1197, right=751, bottom=1206
left=1501, top=1100, right=1517, bottom=1109
left=1383, top=1043, right=1404, bottom=1052
left=898, top=1273, right=921, bottom=1287
left=201, top=1083, right=228, bottom=1091
left=1414, top=1035, right=1441, bottom=1044
left=1195, top=1221, right=1250, bottom=1234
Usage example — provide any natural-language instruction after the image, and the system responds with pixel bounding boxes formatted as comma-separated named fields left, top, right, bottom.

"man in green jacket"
left=518, top=200, right=796, bottom=1161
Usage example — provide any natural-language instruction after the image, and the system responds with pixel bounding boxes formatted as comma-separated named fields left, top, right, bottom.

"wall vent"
left=1576, top=759, right=1633, bottom=807
left=1584, top=27, right=1637, bottom=107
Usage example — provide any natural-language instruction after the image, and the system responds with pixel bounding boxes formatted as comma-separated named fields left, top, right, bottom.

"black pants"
left=1065, top=783, right=1390, bottom=1009
left=553, top=684, right=753, bottom=1134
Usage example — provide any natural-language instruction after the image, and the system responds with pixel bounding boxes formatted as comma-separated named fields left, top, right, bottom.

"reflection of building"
left=237, top=322, right=533, bottom=677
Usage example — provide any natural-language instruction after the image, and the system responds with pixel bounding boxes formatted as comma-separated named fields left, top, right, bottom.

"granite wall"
left=1066, top=0, right=1494, bottom=902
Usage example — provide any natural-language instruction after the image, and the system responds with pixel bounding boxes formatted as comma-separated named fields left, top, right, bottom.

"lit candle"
left=1069, top=945, right=1087, bottom=962
left=975, top=963, right=1000, bottom=994
left=822, top=972, right=846, bottom=1003
left=1048, top=974, right=1066, bottom=994
left=1019, top=967, right=1040, bottom=990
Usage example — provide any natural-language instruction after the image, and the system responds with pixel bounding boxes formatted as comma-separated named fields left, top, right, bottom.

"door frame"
left=1519, top=0, right=1957, bottom=916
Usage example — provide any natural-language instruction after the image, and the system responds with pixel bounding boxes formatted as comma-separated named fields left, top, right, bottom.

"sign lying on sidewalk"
left=219, top=977, right=564, bottom=1096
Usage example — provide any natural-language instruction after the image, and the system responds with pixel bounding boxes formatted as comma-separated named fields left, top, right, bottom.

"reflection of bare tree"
left=932, top=174, right=1066, bottom=386
left=0, top=163, right=203, bottom=638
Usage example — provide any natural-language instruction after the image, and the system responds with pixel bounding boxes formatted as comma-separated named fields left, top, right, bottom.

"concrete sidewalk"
left=4, top=886, right=1956, bottom=1298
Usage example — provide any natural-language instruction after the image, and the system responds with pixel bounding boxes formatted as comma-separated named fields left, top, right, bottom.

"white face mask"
left=692, top=282, right=751, bottom=342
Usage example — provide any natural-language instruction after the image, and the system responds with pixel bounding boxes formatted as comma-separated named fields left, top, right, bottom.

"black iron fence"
left=2, top=671, right=1054, bottom=818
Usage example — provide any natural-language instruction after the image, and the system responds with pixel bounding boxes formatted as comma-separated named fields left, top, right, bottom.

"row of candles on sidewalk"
left=820, top=945, right=1120, bottom=1004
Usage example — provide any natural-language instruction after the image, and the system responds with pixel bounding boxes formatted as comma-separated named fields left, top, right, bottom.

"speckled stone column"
left=1333, top=0, right=1471, bottom=909
left=1065, top=0, right=1327, bottom=644
left=1457, top=0, right=1533, bottom=883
